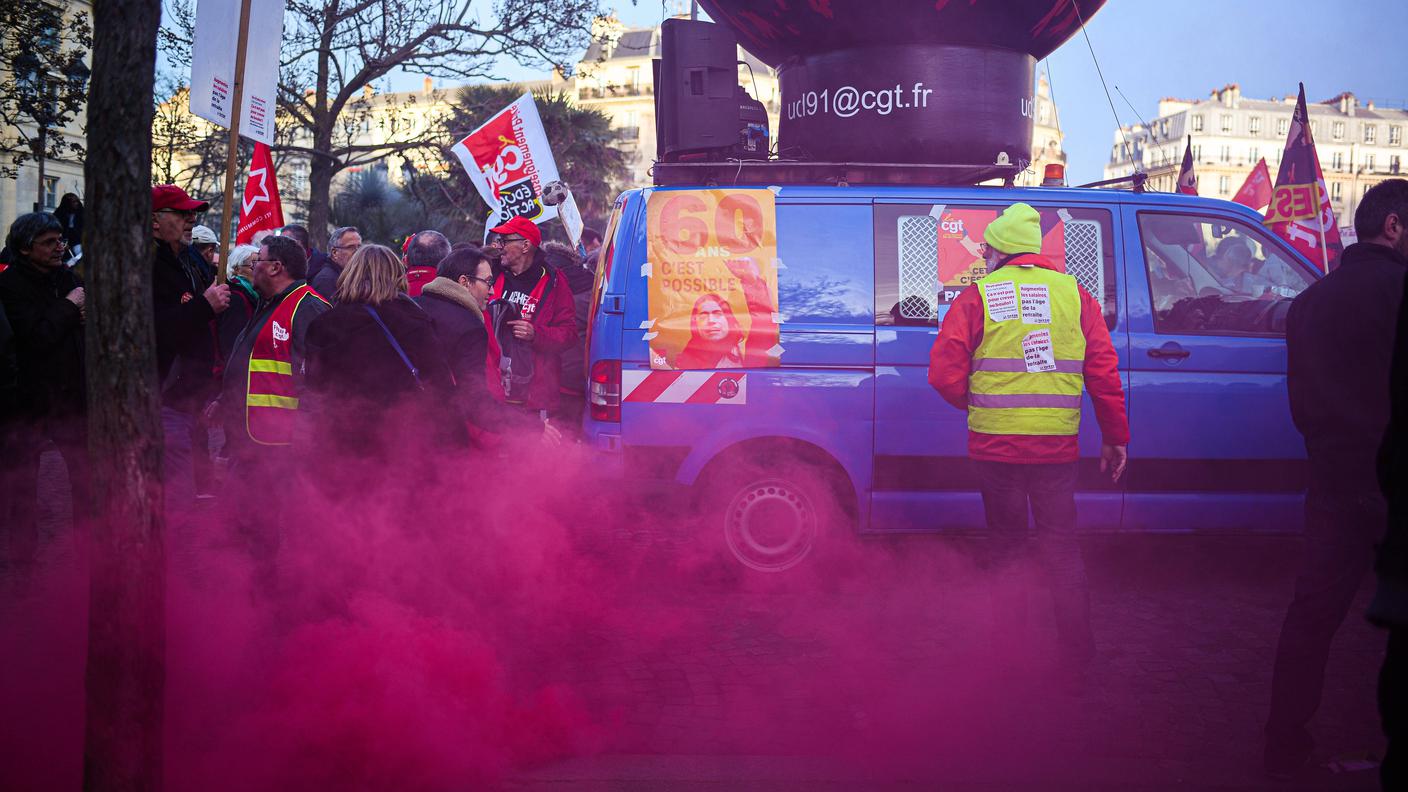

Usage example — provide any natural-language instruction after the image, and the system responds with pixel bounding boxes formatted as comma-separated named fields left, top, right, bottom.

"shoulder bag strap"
left=363, top=305, right=424, bottom=389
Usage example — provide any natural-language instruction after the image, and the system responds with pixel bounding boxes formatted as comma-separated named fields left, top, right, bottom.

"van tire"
left=701, top=451, right=851, bottom=572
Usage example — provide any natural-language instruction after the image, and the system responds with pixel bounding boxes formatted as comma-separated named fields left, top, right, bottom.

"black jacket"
left=310, top=261, right=342, bottom=302
left=153, top=239, right=218, bottom=412
left=0, top=259, right=85, bottom=424
left=1287, top=242, right=1407, bottom=488
left=1376, top=243, right=1408, bottom=596
left=303, top=296, right=466, bottom=460
left=544, top=248, right=594, bottom=395
left=0, top=299, right=18, bottom=418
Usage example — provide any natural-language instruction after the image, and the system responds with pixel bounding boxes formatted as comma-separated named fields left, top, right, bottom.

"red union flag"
left=1232, top=158, right=1273, bottom=210
left=449, top=93, right=562, bottom=226
left=1176, top=136, right=1198, bottom=196
left=235, top=142, right=285, bottom=245
left=1266, top=84, right=1343, bottom=272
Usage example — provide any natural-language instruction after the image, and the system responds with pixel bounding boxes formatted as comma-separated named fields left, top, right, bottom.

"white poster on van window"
left=189, top=0, right=287, bottom=145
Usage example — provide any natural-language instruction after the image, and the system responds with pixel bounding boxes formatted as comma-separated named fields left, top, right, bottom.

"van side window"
left=874, top=204, right=1116, bottom=329
left=776, top=204, right=873, bottom=325
left=1137, top=212, right=1314, bottom=336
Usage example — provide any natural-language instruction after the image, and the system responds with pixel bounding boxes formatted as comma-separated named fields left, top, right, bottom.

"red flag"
left=1265, top=84, right=1342, bottom=272
left=236, top=142, right=285, bottom=245
left=1232, top=158, right=1273, bottom=210
left=1176, top=136, right=1198, bottom=195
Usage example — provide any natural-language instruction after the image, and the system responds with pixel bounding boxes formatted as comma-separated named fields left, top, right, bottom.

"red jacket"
left=406, top=265, right=437, bottom=297
left=928, top=254, right=1130, bottom=464
left=484, top=266, right=577, bottom=411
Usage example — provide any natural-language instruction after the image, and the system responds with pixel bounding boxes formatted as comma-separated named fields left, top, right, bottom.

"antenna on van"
left=1072, top=2, right=1135, bottom=173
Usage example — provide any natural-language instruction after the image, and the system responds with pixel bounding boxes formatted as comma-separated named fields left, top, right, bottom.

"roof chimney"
left=1339, top=92, right=1357, bottom=116
left=363, top=85, right=373, bottom=100
left=423, top=76, right=433, bottom=95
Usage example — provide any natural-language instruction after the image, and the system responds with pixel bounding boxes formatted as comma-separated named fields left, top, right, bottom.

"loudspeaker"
left=655, top=18, right=769, bottom=162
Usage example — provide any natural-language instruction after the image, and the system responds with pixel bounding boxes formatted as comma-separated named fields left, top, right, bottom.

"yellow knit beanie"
left=983, top=203, right=1042, bottom=255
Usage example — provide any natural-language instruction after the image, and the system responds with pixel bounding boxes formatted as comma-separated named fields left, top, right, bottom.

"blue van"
left=582, top=185, right=1321, bottom=571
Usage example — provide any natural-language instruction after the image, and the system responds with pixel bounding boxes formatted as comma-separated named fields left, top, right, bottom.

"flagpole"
left=216, top=0, right=254, bottom=285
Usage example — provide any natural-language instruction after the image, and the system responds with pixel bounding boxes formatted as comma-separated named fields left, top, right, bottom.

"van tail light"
left=589, top=359, right=622, bottom=422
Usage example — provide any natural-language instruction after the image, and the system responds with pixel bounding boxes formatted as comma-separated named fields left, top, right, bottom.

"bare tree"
left=82, top=0, right=167, bottom=788
left=162, top=0, right=602, bottom=238
left=0, top=0, right=92, bottom=200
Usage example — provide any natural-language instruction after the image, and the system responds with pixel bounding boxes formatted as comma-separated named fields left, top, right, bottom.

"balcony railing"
left=578, top=84, right=653, bottom=100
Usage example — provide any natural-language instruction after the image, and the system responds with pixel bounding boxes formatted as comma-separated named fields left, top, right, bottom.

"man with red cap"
left=483, top=215, right=576, bottom=435
left=151, top=184, right=230, bottom=520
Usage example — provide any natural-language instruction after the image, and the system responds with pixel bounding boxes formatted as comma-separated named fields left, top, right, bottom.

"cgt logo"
left=940, top=218, right=965, bottom=235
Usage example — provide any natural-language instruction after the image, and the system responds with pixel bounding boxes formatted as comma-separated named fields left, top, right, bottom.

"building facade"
left=1, top=0, right=91, bottom=225
left=1105, top=84, right=1407, bottom=227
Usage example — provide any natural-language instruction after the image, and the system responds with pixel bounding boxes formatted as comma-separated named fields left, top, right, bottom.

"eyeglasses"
left=333, top=243, right=362, bottom=252
left=248, top=257, right=280, bottom=266
left=488, top=234, right=526, bottom=247
left=471, top=275, right=495, bottom=286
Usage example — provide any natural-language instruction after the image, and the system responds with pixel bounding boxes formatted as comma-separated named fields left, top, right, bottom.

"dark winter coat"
left=303, top=295, right=467, bottom=462
left=1373, top=243, right=1408, bottom=618
left=0, top=300, right=18, bottom=418
left=544, top=244, right=593, bottom=395
left=0, top=258, right=85, bottom=424
left=1288, top=241, right=1407, bottom=489
left=54, top=203, right=83, bottom=250
left=153, top=239, right=219, bottom=413
left=310, top=261, right=342, bottom=302
left=414, top=276, right=487, bottom=400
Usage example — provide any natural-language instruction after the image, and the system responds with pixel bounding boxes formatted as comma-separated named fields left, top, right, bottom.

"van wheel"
left=705, top=457, right=847, bottom=572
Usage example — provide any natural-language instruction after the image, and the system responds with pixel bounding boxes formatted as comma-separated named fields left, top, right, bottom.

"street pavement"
left=0, top=450, right=1386, bottom=791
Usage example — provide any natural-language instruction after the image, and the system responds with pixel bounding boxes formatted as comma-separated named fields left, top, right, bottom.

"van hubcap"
left=723, top=479, right=816, bottom=571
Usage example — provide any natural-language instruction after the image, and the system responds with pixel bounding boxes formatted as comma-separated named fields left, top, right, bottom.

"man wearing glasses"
left=313, top=226, right=361, bottom=299
left=151, top=185, right=230, bottom=523
left=483, top=215, right=577, bottom=427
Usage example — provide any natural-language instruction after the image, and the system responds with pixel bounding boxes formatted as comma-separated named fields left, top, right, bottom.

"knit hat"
left=983, top=202, right=1042, bottom=255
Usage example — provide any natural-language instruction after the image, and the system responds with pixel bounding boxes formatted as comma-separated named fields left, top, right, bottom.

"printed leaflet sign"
left=189, top=0, right=286, bottom=145
left=450, top=93, right=560, bottom=226
left=646, top=190, right=781, bottom=371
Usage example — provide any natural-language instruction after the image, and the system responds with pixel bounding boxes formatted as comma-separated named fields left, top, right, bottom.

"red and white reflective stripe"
left=622, top=370, right=748, bottom=405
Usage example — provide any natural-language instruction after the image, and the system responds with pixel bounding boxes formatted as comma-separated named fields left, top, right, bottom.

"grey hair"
left=329, top=225, right=359, bottom=250
left=226, top=244, right=259, bottom=278
left=5, top=212, right=63, bottom=259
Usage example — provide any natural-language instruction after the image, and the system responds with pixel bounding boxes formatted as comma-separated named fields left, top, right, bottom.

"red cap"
left=489, top=215, right=541, bottom=248
left=152, top=184, right=210, bottom=213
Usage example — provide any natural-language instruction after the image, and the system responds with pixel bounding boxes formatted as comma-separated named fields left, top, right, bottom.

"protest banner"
left=189, top=0, right=285, bottom=145
left=449, top=93, right=561, bottom=226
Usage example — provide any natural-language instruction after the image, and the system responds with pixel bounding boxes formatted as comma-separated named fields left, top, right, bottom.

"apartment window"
left=1218, top=175, right=1230, bottom=195
left=1249, top=116, right=1262, bottom=136
left=1365, top=124, right=1378, bottom=144
left=1220, top=114, right=1233, bottom=133
left=1392, top=126, right=1403, bottom=146
left=1332, top=151, right=1344, bottom=171
left=1366, top=153, right=1376, bottom=172
left=1160, top=120, right=1168, bottom=137
left=1311, top=120, right=1320, bottom=137
left=1192, top=144, right=1202, bottom=161
left=42, top=177, right=59, bottom=210
left=1277, top=118, right=1289, bottom=137
left=1332, top=181, right=1342, bottom=201
left=1219, top=145, right=1231, bottom=163
left=619, top=110, right=640, bottom=141
left=626, top=66, right=641, bottom=92
left=1392, top=155, right=1402, bottom=174
left=1192, top=114, right=1205, bottom=133
left=1249, top=146, right=1260, bottom=163
left=1332, top=121, right=1345, bottom=140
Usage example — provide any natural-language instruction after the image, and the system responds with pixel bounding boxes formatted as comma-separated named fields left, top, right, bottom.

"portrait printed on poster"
left=646, top=190, right=781, bottom=371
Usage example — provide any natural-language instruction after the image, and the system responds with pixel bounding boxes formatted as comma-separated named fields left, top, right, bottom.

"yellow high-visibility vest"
left=969, top=259, right=1086, bottom=436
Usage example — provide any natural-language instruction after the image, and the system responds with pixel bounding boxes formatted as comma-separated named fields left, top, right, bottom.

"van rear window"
left=776, top=204, right=873, bottom=325
left=874, top=203, right=1117, bottom=330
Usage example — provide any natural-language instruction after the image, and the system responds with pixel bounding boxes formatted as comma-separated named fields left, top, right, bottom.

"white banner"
left=189, top=0, right=286, bottom=145
left=449, top=93, right=561, bottom=226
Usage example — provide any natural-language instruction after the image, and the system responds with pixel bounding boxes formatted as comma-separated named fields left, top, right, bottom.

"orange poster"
left=646, top=190, right=780, bottom=370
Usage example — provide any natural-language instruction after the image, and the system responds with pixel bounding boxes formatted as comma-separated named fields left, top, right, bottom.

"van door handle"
left=1148, top=342, right=1190, bottom=360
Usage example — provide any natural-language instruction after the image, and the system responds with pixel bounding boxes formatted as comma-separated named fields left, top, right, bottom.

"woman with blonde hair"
left=302, top=243, right=466, bottom=476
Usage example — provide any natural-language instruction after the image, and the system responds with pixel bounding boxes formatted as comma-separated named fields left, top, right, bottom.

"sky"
left=509, top=0, right=1408, bottom=183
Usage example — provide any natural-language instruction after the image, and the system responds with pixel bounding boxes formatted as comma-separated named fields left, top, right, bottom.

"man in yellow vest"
left=212, top=235, right=329, bottom=561
left=929, top=202, right=1129, bottom=675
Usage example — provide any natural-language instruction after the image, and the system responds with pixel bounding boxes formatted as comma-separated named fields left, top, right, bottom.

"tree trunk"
left=81, top=0, right=166, bottom=789
left=306, top=137, right=333, bottom=241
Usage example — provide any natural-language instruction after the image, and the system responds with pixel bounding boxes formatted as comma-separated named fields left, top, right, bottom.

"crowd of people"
left=0, top=184, right=605, bottom=559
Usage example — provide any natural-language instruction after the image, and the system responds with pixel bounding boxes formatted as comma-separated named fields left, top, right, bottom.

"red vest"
left=245, top=284, right=329, bottom=445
